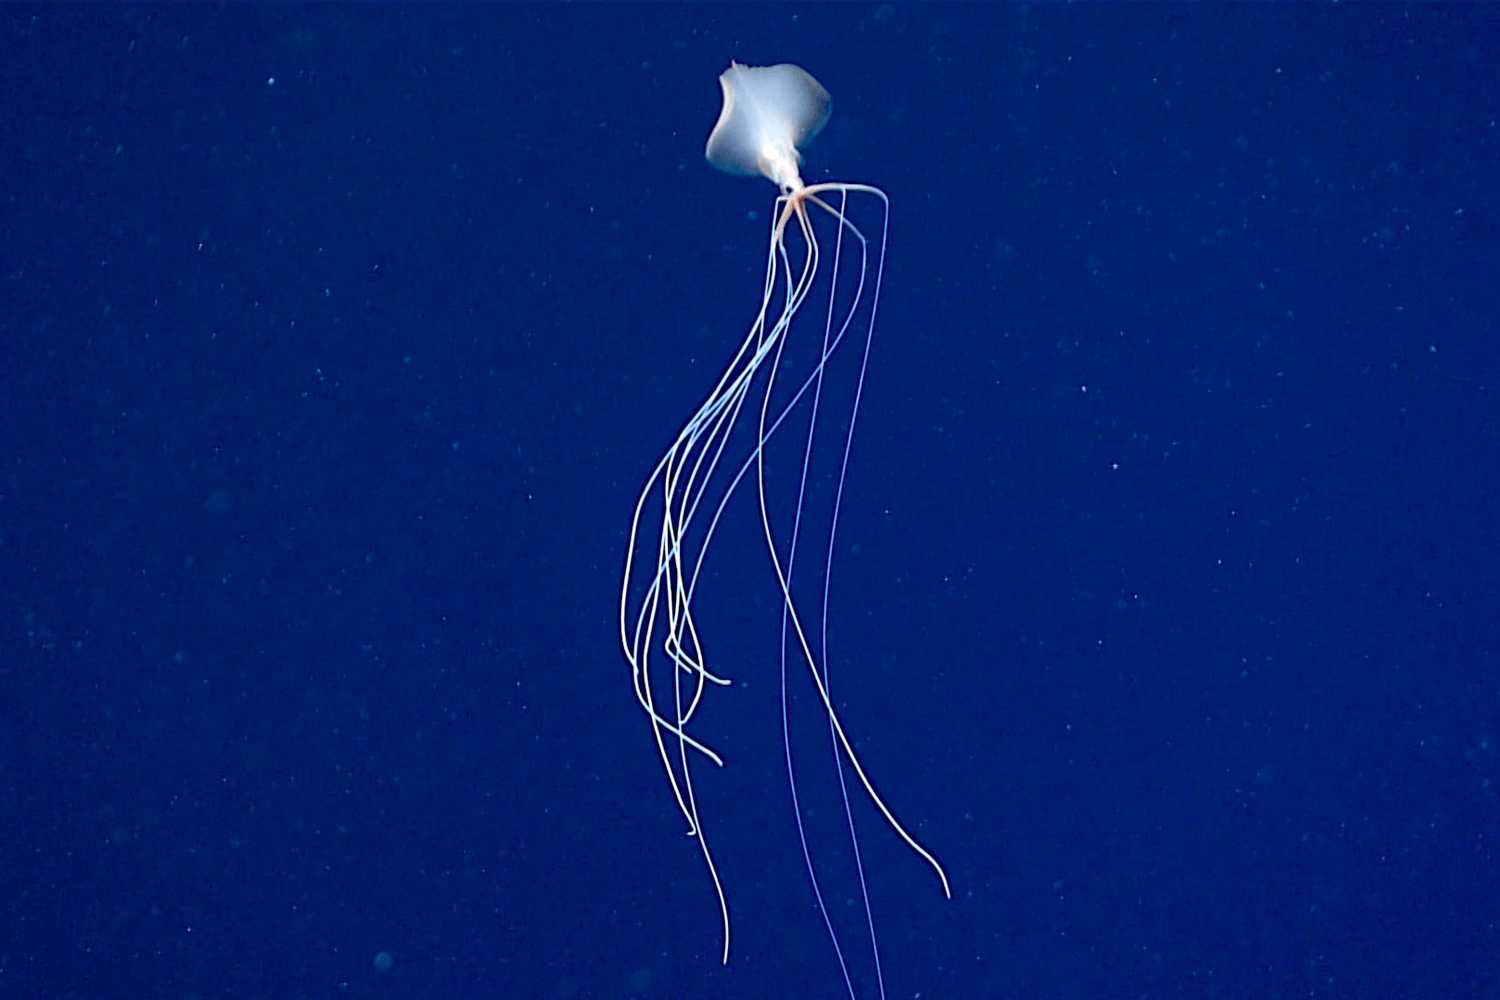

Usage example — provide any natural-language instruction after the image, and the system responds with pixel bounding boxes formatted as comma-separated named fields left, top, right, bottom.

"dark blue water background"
left=3, top=6, right=1498, bottom=998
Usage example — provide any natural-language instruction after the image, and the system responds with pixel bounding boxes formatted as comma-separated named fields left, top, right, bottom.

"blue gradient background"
left=3, top=6, right=1497, bottom=998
